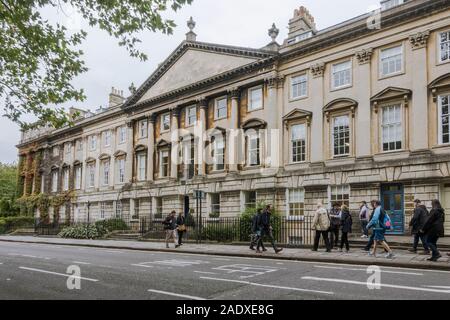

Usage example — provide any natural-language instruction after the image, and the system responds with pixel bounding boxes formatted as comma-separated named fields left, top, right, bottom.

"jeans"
left=426, top=235, right=440, bottom=258
left=313, top=231, right=331, bottom=251
left=329, top=226, right=340, bottom=249
left=413, top=233, right=429, bottom=251
left=257, top=229, right=275, bottom=252
left=177, top=230, right=185, bottom=245
left=340, top=232, right=350, bottom=251
left=165, top=229, right=178, bottom=247
left=361, top=220, right=369, bottom=236
left=364, top=233, right=375, bottom=251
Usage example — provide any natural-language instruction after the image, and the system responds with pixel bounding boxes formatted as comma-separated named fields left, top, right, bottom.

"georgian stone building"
left=17, top=0, right=450, bottom=236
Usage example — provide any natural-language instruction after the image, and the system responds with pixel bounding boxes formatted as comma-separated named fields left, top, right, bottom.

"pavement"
left=1, top=240, right=450, bottom=300
left=1, top=235, right=449, bottom=271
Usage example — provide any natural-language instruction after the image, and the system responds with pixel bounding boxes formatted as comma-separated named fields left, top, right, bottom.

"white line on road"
left=73, top=261, right=91, bottom=265
left=131, top=264, right=154, bottom=268
left=19, top=266, right=99, bottom=282
left=302, top=276, right=450, bottom=294
left=212, top=258, right=231, bottom=261
left=148, top=289, right=206, bottom=300
left=200, top=277, right=334, bottom=295
left=314, top=265, right=424, bottom=276
left=423, top=285, right=450, bottom=289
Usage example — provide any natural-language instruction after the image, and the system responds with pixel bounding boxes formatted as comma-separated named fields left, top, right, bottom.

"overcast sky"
left=0, top=0, right=380, bottom=164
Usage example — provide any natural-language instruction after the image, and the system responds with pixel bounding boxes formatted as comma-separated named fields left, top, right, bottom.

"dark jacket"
left=176, top=215, right=185, bottom=227
left=163, top=215, right=177, bottom=230
left=257, top=210, right=271, bottom=232
left=422, top=208, right=445, bottom=238
left=409, top=205, right=429, bottom=234
left=340, top=209, right=353, bottom=233
left=329, top=208, right=341, bottom=228
left=251, top=213, right=259, bottom=233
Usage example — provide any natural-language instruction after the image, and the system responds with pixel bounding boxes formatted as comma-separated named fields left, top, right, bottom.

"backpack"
left=379, top=210, right=392, bottom=230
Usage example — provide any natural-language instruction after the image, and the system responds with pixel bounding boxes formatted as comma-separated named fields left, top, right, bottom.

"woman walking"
left=367, top=200, right=394, bottom=259
left=422, top=199, right=445, bottom=262
left=312, top=202, right=331, bottom=252
left=340, top=205, right=353, bottom=253
left=176, top=212, right=186, bottom=246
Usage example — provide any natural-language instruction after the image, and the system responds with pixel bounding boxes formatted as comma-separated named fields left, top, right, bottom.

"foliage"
left=238, top=202, right=281, bottom=242
left=0, top=0, right=193, bottom=129
left=95, top=218, right=129, bottom=232
left=0, top=216, right=35, bottom=234
left=59, top=218, right=129, bottom=239
left=0, top=162, right=19, bottom=216
left=59, top=224, right=106, bottom=239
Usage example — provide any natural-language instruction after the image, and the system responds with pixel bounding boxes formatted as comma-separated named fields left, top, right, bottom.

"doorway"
left=381, top=184, right=404, bottom=235
left=440, top=184, right=450, bottom=236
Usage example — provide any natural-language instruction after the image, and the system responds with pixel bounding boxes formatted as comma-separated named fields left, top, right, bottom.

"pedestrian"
left=250, top=208, right=266, bottom=251
left=163, top=211, right=180, bottom=249
left=367, top=200, right=394, bottom=259
left=408, top=199, right=430, bottom=254
left=359, top=201, right=370, bottom=238
left=176, top=212, right=186, bottom=246
left=363, top=201, right=376, bottom=252
left=340, top=204, right=352, bottom=253
left=421, top=199, right=445, bottom=262
left=312, top=202, right=331, bottom=252
left=329, top=202, right=341, bottom=250
left=256, top=204, right=283, bottom=254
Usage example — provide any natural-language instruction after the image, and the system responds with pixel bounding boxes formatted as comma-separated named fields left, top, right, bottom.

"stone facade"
left=16, top=0, right=450, bottom=236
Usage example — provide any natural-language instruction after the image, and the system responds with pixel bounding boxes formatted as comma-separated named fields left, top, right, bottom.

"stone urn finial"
left=268, top=23, right=279, bottom=43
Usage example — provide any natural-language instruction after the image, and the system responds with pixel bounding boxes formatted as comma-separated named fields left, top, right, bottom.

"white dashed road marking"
left=302, top=276, right=450, bottom=294
left=139, top=259, right=209, bottom=267
left=148, top=289, right=206, bottom=300
left=314, top=265, right=424, bottom=276
left=72, top=261, right=91, bottom=265
left=193, top=271, right=218, bottom=275
left=200, top=277, right=334, bottom=295
left=19, top=266, right=99, bottom=282
left=212, top=264, right=280, bottom=279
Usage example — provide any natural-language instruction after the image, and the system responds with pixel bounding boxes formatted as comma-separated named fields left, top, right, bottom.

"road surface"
left=0, top=241, right=449, bottom=300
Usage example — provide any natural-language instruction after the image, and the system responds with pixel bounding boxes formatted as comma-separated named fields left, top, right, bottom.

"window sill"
left=330, top=84, right=352, bottom=92
left=247, top=106, right=264, bottom=113
left=214, top=116, right=228, bottom=121
left=379, top=70, right=405, bottom=80
left=289, top=95, right=308, bottom=102
left=436, top=59, right=450, bottom=66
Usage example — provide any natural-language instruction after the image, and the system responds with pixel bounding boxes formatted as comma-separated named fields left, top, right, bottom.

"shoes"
left=427, top=255, right=442, bottom=262
left=346, top=249, right=350, bottom=253
left=256, top=250, right=262, bottom=254
left=326, top=249, right=332, bottom=253
left=166, top=245, right=169, bottom=249
left=368, top=252, right=375, bottom=257
left=361, top=235, right=368, bottom=239
left=422, top=250, right=430, bottom=255
left=385, top=252, right=395, bottom=259
left=175, top=245, right=180, bottom=249
left=275, top=248, right=283, bottom=254
left=408, top=249, right=417, bottom=253
left=249, top=246, right=255, bottom=251
left=311, top=249, right=318, bottom=252
left=263, top=248, right=268, bottom=252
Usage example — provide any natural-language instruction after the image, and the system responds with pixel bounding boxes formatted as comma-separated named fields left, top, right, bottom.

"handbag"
left=178, top=224, right=186, bottom=232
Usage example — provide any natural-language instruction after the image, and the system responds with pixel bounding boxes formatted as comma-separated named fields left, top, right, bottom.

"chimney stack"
left=287, top=6, right=317, bottom=39
left=109, top=87, right=125, bottom=108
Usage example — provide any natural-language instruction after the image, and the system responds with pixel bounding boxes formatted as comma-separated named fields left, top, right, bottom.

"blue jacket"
left=367, top=206, right=381, bottom=230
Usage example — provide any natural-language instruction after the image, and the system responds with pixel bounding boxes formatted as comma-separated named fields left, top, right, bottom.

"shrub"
left=200, top=223, right=237, bottom=242
left=238, top=202, right=281, bottom=242
left=59, top=224, right=106, bottom=239
left=0, top=216, right=35, bottom=234
left=95, top=218, right=129, bottom=232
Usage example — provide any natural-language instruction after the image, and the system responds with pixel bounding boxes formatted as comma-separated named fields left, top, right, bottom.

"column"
left=265, top=75, right=283, bottom=170
left=170, top=107, right=180, bottom=180
left=309, top=63, right=325, bottom=163
left=228, top=88, right=240, bottom=172
left=125, top=120, right=135, bottom=183
left=355, top=48, right=373, bottom=158
left=409, top=31, right=430, bottom=151
left=148, top=114, right=156, bottom=182
left=82, top=137, right=87, bottom=191
left=197, top=98, right=208, bottom=176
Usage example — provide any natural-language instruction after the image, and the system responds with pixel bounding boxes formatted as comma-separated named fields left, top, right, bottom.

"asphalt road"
left=0, top=241, right=450, bottom=300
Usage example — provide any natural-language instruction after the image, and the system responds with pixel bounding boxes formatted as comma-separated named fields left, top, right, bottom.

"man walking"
left=250, top=208, right=266, bottom=251
left=409, top=199, right=430, bottom=254
left=329, top=202, right=341, bottom=250
left=312, top=202, right=331, bottom=252
left=256, top=205, right=283, bottom=254
left=359, top=201, right=370, bottom=238
left=163, top=211, right=180, bottom=249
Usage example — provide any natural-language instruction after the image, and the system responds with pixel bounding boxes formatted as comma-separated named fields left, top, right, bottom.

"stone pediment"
left=429, top=73, right=450, bottom=101
left=114, top=150, right=126, bottom=158
left=134, top=145, right=148, bottom=153
left=156, top=139, right=170, bottom=148
left=127, top=42, right=272, bottom=107
left=242, top=118, right=267, bottom=130
left=323, top=98, right=358, bottom=112
left=99, top=153, right=111, bottom=161
left=370, top=87, right=412, bottom=103
left=283, top=109, right=313, bottom=127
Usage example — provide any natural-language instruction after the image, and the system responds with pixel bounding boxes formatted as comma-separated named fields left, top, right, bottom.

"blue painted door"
left=381, top=184, right=404, bottom=235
